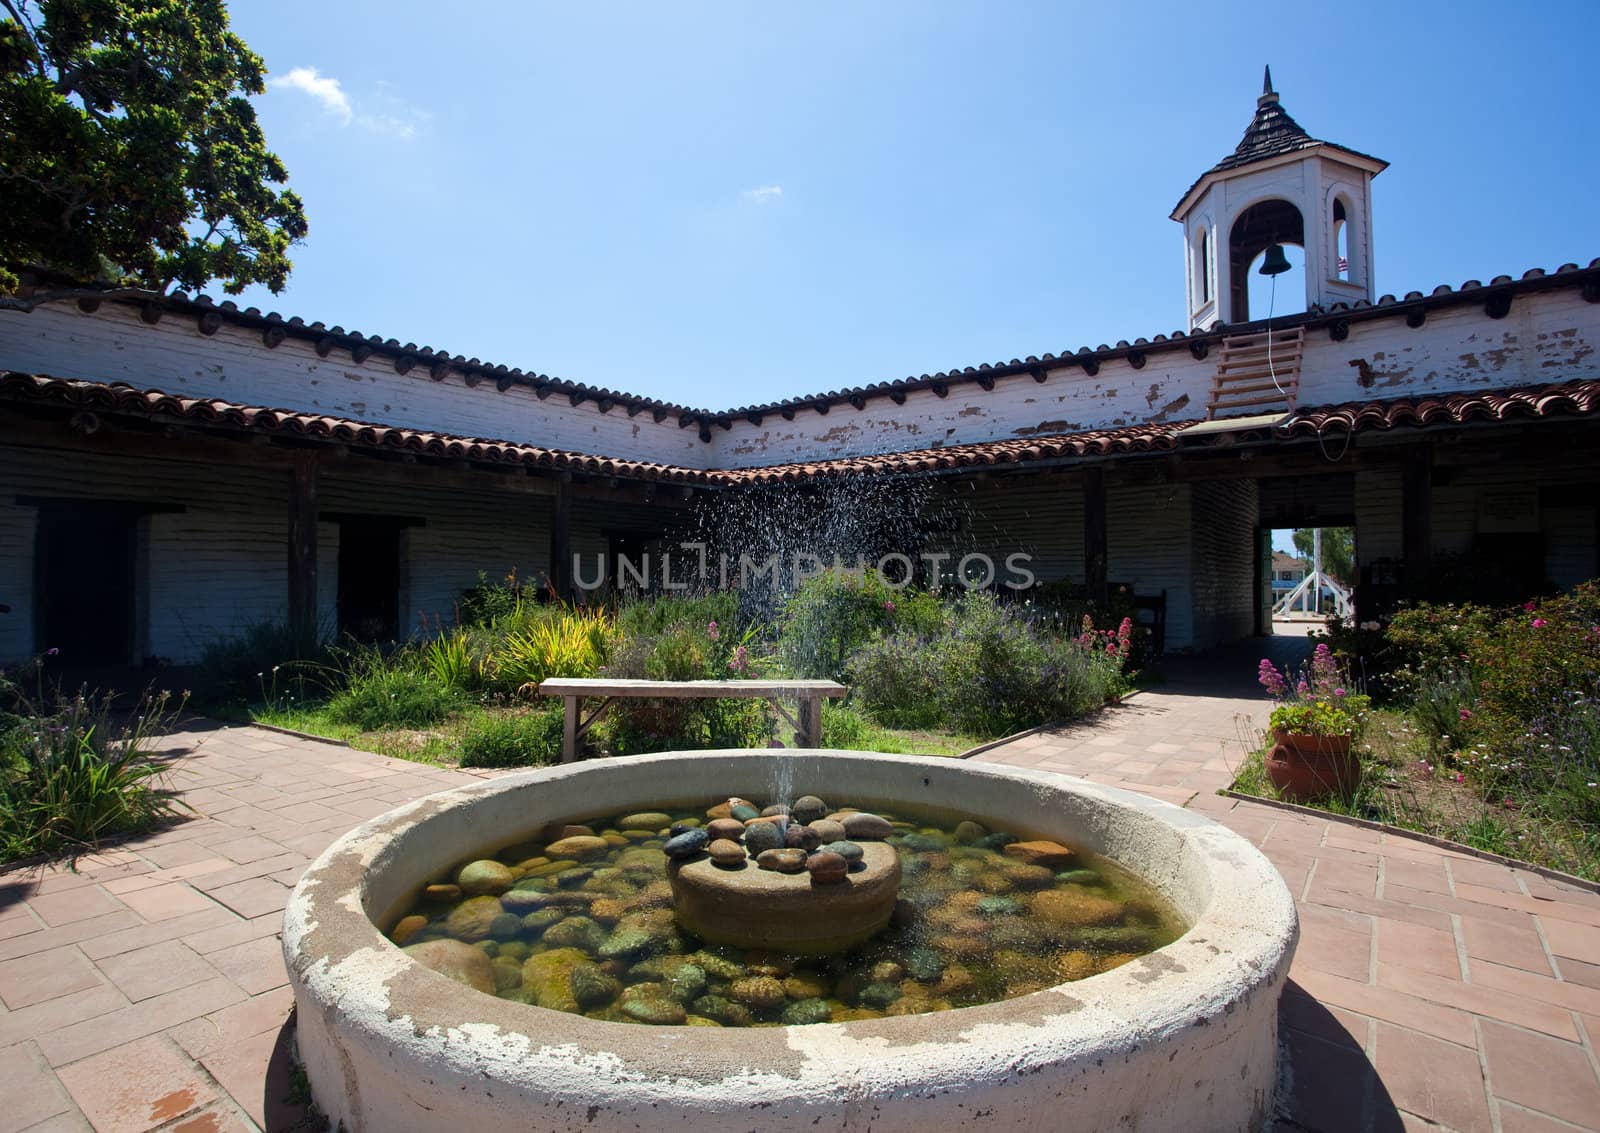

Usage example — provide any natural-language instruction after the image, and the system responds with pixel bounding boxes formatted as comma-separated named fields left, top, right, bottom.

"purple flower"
left=45, top=647, right=59, bottom=657
left=707, top=620, right=720, bottom=642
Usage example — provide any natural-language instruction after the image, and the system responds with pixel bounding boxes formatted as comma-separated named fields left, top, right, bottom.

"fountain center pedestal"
left=668, top=842, right=902, bottom=954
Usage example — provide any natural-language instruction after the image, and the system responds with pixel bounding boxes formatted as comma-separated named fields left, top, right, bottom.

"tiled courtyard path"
left=0, top=723, right=496, bottom=1133
left=980, top=638, right=1600, bottom=1133
left=1, top=648, right=1597, bottom=1133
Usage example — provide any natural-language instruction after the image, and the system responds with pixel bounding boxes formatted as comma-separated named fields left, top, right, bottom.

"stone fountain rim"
left=283, top=748, right=1298, bottom=1111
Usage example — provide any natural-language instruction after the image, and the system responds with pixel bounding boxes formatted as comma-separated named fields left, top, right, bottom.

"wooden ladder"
left=1206, top=326, right=1305, bottom=419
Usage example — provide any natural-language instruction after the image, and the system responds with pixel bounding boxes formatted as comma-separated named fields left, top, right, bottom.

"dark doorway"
left=34, top=502, right=138, bottom=665
left=337, top=519, right=401, bottom=642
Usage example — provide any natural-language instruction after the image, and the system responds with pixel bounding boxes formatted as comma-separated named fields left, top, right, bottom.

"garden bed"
left=1231, top=581, right=1600, bottom=883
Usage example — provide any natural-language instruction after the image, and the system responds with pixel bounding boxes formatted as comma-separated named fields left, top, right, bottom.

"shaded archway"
left=1230, top=198, right=1304, bottom=321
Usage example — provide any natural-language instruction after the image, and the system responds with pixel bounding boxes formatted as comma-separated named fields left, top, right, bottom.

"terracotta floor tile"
left=199, top=1028, right=281, bottom=1128
left=1480, top=1019, right=1600, bottom=1129
left=0, top=1040, right=74, bottom=1133
left=78, top=906, right=240, bottom=961
left=116, top=884, right=221, bottom=924
left=165, top=1102, right=258, bottom=1133
left=1376, top=963, right=1578, bottom=1040
left=1454, top=883, right=1600, bottom=929
left=96, top=941, right=219, bottom=1003
left=205, top=878, right=289, bottom=920
left=1497, top=1101, right=1600, bottom=1133
left=1459, top=914, right=1554, bottom=976
left=1560, top=955, right=1600, bottom=991
left=0, top=985, right=131, bottom=1050
left=1281, top=1027, right=1375, bottom=1132
left=1466, top=957, right=1600, bottom=1017
left=1289, top=969, right=1476, bottom=1047
left=0, top=912, right=145, bottom=964
left=1292, top=921, right=1371, bottom=982
left=26, top=887, right=127, bottom=928
left=0, top=948, right=103, bottom=1010
left=168, top=985, right=294, bottom=1060
left=1373, top=1021, right=1493, bottom=1133
left=1376, top=918, right=1461, bottom=981
left=1447, top=857, right=1527, bottom=892
left=36, top=977, right=246, bottom=1066
left=56, top=1035, right=215, bottom=1133
left=204, top=936, right=286, bottom=995
left=1279, top=980, right=1368, bottom=1050
left=1381, top=857, right=1452, bottom=895
left=8, top=1110, right=93, bottom=1132
left=1541, top=917, right=1600, bottom=966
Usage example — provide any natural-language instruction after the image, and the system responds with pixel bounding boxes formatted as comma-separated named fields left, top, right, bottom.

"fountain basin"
left=668, top=840, right=901, bottom=953
left=284, top=750, right=1298, bottom=1133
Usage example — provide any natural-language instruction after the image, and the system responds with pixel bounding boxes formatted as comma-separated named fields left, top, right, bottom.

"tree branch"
left=0, top=0, right=48, bottom=79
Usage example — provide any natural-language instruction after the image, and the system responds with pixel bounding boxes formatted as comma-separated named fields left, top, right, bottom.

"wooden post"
left=549, top=478, right=573, bottom=601
left=1402, top=448, right=1432, bottom=594
left=799, top=694, right=823, bottom=749
left=288, top=452, right=319, bottom=642
left=1083, top=466, right=1108, bottom=605
left=562, top=695, right=579, bottom=763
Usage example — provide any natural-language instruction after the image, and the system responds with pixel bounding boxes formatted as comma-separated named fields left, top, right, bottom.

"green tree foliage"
left=1292, top=526, right=1355, bottom=586
left=0, top=0, right=306, bottom=301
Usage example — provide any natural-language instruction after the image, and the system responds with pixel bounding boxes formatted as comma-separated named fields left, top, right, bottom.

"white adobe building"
left=1, top=73, right=1597, bottom=669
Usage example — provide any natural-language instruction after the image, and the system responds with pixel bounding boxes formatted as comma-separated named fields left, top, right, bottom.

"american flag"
left=1338, top=256, right=1349, bottom=273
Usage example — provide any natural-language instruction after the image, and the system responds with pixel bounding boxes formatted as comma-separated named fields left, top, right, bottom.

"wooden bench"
left=537, top=678, right=850, bottom=763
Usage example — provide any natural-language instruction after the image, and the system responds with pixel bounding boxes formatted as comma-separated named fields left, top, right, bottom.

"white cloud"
left=741, top=185, right=783, bottom=204
left=272, top=67, right=352, bottom=125
left=271, top=66, right=423, bottom=140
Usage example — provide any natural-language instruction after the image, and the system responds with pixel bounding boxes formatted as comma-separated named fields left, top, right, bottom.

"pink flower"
left=1532, top=618, right=1548, bottom=629
left=1524, top=601, right=1537, bottom=612
left=1459, top=708, right=1473, bottom=721
left=883, top=600, right=895, bottom=612
left=1333, top=688, right=1346, bottom=698
left=707, top=620, right=720, bottom=641
left=1455, top=772, right=1464, bottom=783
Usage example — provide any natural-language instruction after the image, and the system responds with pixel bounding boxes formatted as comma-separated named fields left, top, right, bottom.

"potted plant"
left=1257, top=644, right=1370, bottom=802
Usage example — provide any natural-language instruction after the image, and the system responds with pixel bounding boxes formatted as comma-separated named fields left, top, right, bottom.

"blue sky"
left=229, top=1, right=1599, bottom=412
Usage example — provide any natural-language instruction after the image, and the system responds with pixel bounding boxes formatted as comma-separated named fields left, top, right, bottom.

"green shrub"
left=779, top=570, right=944, bottom=679
left=191, top=620, right=330, bottom=707
left=326, top=662, right=456, bottom=731
left=0, top=672, right=188, bottom=862
left=615, top=592, right=738, bottom=639
left=458, top=708, right=564, bottom=768
left=420, top=626, right=478, bottom=691
left=458, top=570, right=530, bottom=627
left=484, top=606, right=611, bottom=696
left=849, top=593, right=1129, bottom=738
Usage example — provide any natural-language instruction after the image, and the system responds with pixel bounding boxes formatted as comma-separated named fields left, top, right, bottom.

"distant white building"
left=2, top=69, right=1597, bottom=666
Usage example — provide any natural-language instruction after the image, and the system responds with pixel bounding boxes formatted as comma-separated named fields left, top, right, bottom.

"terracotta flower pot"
left=1264, top=728, right=1362, bottom=802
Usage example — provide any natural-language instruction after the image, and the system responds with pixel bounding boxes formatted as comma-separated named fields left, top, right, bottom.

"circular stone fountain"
left=284, top=750, right=1298, bottom=1133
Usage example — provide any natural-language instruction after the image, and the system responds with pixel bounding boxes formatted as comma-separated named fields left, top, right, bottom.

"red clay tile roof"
left=1278, top=380, right=1600, bottom=438
left=720, top=421, right=1193, bottom=484
left=3, top=373, right=1598, bottom=487
left=0, top=372, right=716, bottom=485
left=23, top=257, right=1596, bottom=434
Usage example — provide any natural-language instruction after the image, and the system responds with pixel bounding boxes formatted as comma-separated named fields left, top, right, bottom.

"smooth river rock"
left=618, top=812, right=672, bottom=832
left=403, top=939, right=495, bottom=994
left=790, top=795, right=829, bottom=824
left=757, top=848, right=808, bottom=873
left=663, top=828, right=710, bottom=860
left=742, top=822, right=784, bottom=856
left=806, top=851, right=847, bottom=884
left=708, top=839, right=747, bottom=868
left=841, top=812, right=894, bottom=840
left=545, top=835, right=611, bottom=861
left=1003, top=840, right=1078, bottom=869
left=456, top=860, right=515, bottom=896
left=705, top=818, right=746, bottom=842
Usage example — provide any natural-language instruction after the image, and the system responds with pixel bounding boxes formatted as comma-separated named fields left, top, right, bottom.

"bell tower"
left=1171, top=67, right=1388, bottom=331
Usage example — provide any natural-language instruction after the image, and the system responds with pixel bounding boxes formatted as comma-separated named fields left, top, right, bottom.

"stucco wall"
left=0, top=303, right=703, bottom=465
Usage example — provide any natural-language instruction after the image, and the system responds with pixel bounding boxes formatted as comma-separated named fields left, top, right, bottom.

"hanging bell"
left=1258, top=244, right=1292, bottom=276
